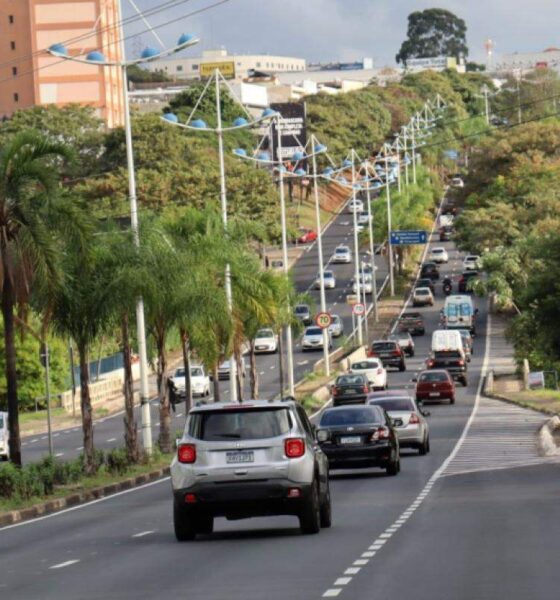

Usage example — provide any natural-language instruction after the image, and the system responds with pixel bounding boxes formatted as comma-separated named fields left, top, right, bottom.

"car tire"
left=319, top=479, right=332, bottom=528
left=174, top=502, right=197, bottom=542
left=399, top=361, right=406, bottom=372
left=409, top=349, right=415, bottom=357
left=420, top=329, right=425, bottom=336
left=449, top=395, right=455, bottom=404
left=461, top=377, right=468, bottom=387
left=386, top=458, right=399, bottom=476
left=299, top=480, right=321, bottom=535
left=419, top=437, right=429, bottom=456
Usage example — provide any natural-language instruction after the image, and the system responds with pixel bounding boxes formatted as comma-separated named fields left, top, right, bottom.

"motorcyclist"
left=442, top=276, right=453, bottom=294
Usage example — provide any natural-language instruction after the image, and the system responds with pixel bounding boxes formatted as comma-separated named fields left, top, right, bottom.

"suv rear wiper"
left=216, top=433, right=242, bottom=439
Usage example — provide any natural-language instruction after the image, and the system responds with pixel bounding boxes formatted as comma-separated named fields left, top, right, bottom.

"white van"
left=0, top=411, right=9, bottom=461
left=443, top=295, right=477, bottom=334
left=431, top=330, right=464, bottom=355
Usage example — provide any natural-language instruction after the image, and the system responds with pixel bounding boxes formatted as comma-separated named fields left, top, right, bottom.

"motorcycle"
left=442, top=279, right=453, bottom=296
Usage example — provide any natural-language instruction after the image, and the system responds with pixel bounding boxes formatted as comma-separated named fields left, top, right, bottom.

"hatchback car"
left=415, top=369, right=456, bottom=404
left=347, top=198, right=364, bottom=213
left=451, top=176, right=464, bottom=188
left=367, top=396, right=430, bottom=455
left=302, top=326, right=332, bottom=351
left=314, top=270, right=336, bottom=290
left=332, top=245, right=352, bottom=264
left=416, top=278, right=435, bottom=294
left=463, top=255, right=480, bottom=271
left=458, top=271, right=479, bottom=293
left=388, top=332, right=415, bottom=357
left=218, top=358, right=246, bottom=381
left=352, top=277, right=373, bottom=295
left=171, top=400, right=331, bottom=540
left=368, top=341, right=406, bottom=371
left=420, top=262, right=440, bottom=280
left=253, top=328, right=278, bottom=354
left=316, top=405, right=400, bottom=475
left=328, top=314, right=344, bottom=338
left=428, top=247, right=449, bottom=264
left=297, top=228, right=317, bottom=244
left=397, top=312, right=425, bottom=336
left=331, top=373, right=371, bottom=405
left=412, top=287, right=434, bottom=307
left=358, top=213, right=372, bottom=226
left=349, top=359, right=387, bottom=390
left=294, top=304, right=312, bottom=325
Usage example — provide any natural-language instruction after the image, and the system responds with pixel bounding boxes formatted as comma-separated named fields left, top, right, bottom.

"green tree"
left=396, top=9, right=468, bottom=65
left=127, top=64, right=171, bottom=84
left=0, top=131, right=71, bottom=465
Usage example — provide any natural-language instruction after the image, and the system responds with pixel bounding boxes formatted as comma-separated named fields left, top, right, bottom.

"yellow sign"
left=200, top=61, right=235, bottom=79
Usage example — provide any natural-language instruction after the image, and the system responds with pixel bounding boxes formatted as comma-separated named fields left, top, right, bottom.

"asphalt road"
left=20, top=196, right=389, bottom=463
left=5, top=222, right=558, bottom=599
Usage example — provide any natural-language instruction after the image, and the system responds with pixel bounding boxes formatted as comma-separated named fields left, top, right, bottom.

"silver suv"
left=171, top=400, right=331, bottom=541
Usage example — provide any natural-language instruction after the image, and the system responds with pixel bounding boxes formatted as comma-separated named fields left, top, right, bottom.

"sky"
left=124, top=0, right=560, bottom=66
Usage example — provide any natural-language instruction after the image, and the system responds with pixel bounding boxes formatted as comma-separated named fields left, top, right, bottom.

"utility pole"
left=350, top=150, right=363, bottom=346
left=482, top=85, right=490, bottom=125
left=385, top=155, right=395, bottom=297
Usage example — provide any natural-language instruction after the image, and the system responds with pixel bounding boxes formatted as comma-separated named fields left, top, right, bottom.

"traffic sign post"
left=315, top=312, right=333, bottom=329
left=352, top=303, right=366, bottom=317
left=390, top=230, right=428, bottom=245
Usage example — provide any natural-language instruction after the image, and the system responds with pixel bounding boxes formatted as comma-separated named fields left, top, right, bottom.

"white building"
left=146, top=48, right=306, bottom=82
left=495, top=48, right=560, bottom=74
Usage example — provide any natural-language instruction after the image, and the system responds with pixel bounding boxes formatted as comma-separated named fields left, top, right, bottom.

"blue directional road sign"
left=390, top=230, right=427, bottom=245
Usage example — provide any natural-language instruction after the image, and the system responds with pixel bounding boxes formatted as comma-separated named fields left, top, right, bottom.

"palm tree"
left=0, top=131, right=71, bottom=465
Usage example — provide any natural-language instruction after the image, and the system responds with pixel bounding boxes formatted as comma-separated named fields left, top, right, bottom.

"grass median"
left=497, top=389, right=560, bottom=416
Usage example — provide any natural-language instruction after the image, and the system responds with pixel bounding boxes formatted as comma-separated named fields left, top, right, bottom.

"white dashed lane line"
left=132, top=530, right=154, bottom=538
left=49, top=560, right=80, bottom=570
left=106, top=438, right=116, bottom=443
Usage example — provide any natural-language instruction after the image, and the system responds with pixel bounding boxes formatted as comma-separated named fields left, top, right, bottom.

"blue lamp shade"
left=233, top=148, right=247, bottom=157
left=191, top=119, right=208, bottom=129
left=343, top=159, right=353, bottom=168
left=141, top=47, right=160, bottom=60
left=276, top=165, right=287, bottom=173
left=86, top=51, right=106, bottom=63
left=177, top=33, right=195, bottom=46
left=295, top=168, right=307, bottom=176
left=233, top=117, right=249, bottom=127
left=162, top=113, right=179, bottom=124
left=261, top=108, right=276, bottom=118
left=49, top=43, right=68, bottom=56
left=314, top=144, right=327, bottom=153
left=323, top=167, right=334, bottom=176
left=292, top=151, right=305, bottom=161
left=257, top=151, right=271, bottom=161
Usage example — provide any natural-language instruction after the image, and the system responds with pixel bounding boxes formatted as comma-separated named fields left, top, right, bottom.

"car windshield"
left=306, top=328, right=322, bottom=336
left=191, top=408, right=291, bottom=441
left=335, top=247, right=348, bottom=254
left=419, top=372, right=449, bottom=382
left=352, top=360, right=380, bottom=370
left=415, top=289, right=430, bottom=295
left=256, top=329, right=273, bottom=338
left=190, top=367, right=204, bottom=378
left=432, top=249, right=444, bottom=254
left=373, top=398, right=414, bottom=412
left=295, top=306, right=308, bottom=314
left=336, top=375, right=365, bottom=386
left=372, top=342, right=396, bottom=351
left=320, top=407, right=383, bottom=427
left=331, top=316, right=341, bottom=324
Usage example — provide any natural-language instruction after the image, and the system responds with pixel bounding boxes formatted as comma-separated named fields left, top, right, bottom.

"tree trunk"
left=249, top=340, right=258, bottom=399
left=156, top=331, right=172, bottom=453
left=212, top=364, right=220, bottom=402
left=180, top=328, right=192, bottom=412
left=235, top=347, right=243, bottom=403
left=78, top=343, right=95, bottom=474
left=2, top=268, right=21, bottom=466
left=121, top=314, right=138, bottom=463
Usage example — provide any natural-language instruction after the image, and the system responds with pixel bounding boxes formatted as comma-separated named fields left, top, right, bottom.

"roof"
left=191, top=400, right=296, bottom=412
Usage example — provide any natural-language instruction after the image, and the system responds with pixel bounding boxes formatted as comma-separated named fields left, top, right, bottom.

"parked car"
left=397, top=312, right=425, bottom=336
left=367, top=395, right=430, bottom=455
left=332, top=245, right=352, bottom=264
left=253, top=328, right=279, bottom=354
left=328, top=314, right=344, bottom=338
left=412, top=287, right=434, bottom=307
left=458, top=271, right=479, bottom=294
left=171, top=399, right=331, bottom=540
left=388, top=332, right=415, bottom=357
left=426, top=350, right=468, bottom=387
left=416, top=277, right=435, bottom=294
left=297, top=228, right=317, bottom=244
left=420, top=262, right=440, bottom=280
left=314, top=270, right=336, bottom=290
left=302, top=326, right=332, bottom=352
left=428, top=247, right=449, bottom=264
left=217, top=358, right=246, bottom=381
left=415, top=369, right=456, bottom=404
left=349, top=358, right=387, bottom=390
left=171, top=365, right=211, bottom=401
left=463, top=255, right=481, bottom=271
left=294, top=304, right=312, bottom=325
left=368, top=340, right=406, bottom=371
left=331, top=373, right=371, bottom=406
left=347, top=198, right=364, bottom=213
left=316, top=405, right=400, bottom=475
left=0, top=411, right=9, bottom=461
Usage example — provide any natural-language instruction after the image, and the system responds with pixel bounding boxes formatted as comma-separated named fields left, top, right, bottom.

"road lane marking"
left=30, top=439, right=38, bottom=444
left=334, top=578, right=352, bottom=586
left=55, top=453, right=64, bottom=458
left=49, top=560, right=80, bottom=570
left=176, top=413, right=183, bottom=418
left=132, top=530, right=154, bottom=538
left=344, top=568, right=360, bottom=575
left=76, top=447, right=84, bottom=451
left=323, top=591, right=342, bottom=598
left=106, top=438, right=116, bottom=443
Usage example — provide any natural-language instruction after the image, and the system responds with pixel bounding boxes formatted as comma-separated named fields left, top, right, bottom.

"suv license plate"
left=226, top=451, right=254, bottom=464
left=340, top=436, right=361, bottom=445
left=429, top=392, right=440, bottom=397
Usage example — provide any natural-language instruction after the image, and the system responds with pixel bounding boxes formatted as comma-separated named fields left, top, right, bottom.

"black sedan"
left=420, top=262, right=440, bottom=280
left=331, top=374, right=370, bottom=406
left=316, top=405, right=400, bottom=475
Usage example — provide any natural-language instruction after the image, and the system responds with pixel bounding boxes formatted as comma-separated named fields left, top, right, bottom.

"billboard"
left=406, top=56, right=457, bottom=70
left=200, top=61, right=235, bottom=79
left=270, top=102, right=307, bottom=161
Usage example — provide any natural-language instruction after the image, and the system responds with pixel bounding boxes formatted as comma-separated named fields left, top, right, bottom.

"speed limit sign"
left=315, top=312, right=333, bottom=329
left=352, top=303, right=366, bottom=316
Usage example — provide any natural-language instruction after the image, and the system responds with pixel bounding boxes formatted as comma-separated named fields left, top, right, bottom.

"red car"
left=297, top=228, right=317, bottom=244
left=415, top=369, right=456, bottom=405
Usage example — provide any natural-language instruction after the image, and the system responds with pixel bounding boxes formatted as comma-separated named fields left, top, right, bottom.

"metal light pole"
left=402, top=126, right=410, bottom=187
left=410, top=117, right=417, bottom=185
left=384, top=155, right=395, bottom=297
left=350, top=150, right=363, bottom=345
left=364, top=161, right=379, bottom=321
left=482, top=85, right=490, bottom=125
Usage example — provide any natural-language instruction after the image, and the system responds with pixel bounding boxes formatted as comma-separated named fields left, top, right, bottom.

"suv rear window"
left=189, top=408, right=291, bottom=441
left=352, top=360, right=380, bottom=370
left=320, top=407, right=383, bottom=426
left=372, top=342, right=397, bottom=351
left=336, top=375, right=365, bottom=385
left=295, top=306, right=308, bottom=314
left=419, top=372, right=449, bottom=382
left=434, top=351, right=462, bottom=359
left=372, top=398, right=414, bottom=412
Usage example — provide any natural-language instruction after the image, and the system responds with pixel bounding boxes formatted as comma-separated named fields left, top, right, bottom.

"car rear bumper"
left=417, top=390, right=454, bottom=401
left=321, top=443, right=393, bottom=469
left=332, top=394, right=368, bottom=405
left=377, top=357, right=403, bottom=368
left=173, top=479, right=313, bottom=518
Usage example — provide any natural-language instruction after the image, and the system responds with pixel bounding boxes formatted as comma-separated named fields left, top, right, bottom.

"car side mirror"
left=412, top=377, right=418, bottom=383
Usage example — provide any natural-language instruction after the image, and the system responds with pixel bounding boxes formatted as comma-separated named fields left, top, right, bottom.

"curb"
left=0, top=466, right=171, bottom=527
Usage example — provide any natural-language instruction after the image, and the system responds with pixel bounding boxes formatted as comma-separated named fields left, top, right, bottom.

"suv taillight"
left=427, top=359, right=435, bottom=368
left=285, top=438, right=305, bottom=458
left=369, top=427, right=390, bottom=441
left=178, top=443, right=196, bottom=464
left=409, top=413, right=420, bottom=424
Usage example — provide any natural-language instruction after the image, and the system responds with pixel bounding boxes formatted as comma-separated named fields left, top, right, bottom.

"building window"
left=9, top=15, right=14, bottom=24
left=12, top=66, right=17, bottom=76
left=13, top=93, right=19, bottom=102
left=192, top=64, right=198, bottom=71
left=10, top=41, right=16, bottom=50
left=256, top=62, right=261, bottom=68
left=176, top=65, right=183, bottom=72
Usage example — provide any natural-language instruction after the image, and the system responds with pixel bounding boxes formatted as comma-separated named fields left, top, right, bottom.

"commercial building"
left=495, top=48, right=560, bottom=74
left=0, top=0, right=124, bottom=127
left=146, top=48, right=306, bottom=81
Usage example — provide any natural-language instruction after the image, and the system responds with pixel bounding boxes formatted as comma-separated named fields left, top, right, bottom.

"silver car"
left=302, top=326, right=332, bottom=351
left=367, top=395, right=430, bottom=455
left=332, top=245, right=352, bottom=264
left=328, top=314, right=344, bottom=338
left=171, top=400, right=331, bottom=540
left=314, top=270, right=336, bottom=290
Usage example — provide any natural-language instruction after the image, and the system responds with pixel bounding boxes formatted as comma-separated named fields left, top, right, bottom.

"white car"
left=451, top=176, right=464, bottom=188
left=328, top=314, right=344, bottom=338
left=332, top=245, right=352, bottom=264
left=349, top=359, right=387, bottom=390
left=302, top=326, right=332, bottom=351
left=253, top=328, right=278, bottom=354
left=358, top=213, right=372, bottom=226
left=463, top=255, right=481, bottom=271
left=171, top=365, right=211, bottom=399
left=428, top=247, right=449, bottom=264
left=412, top=287, right=434, bottom=307
left=347, top=198, right=364, bottom=213
left=0, top=411, right=9, bottom=461
left=353, top=278, right=373, bottom=295
left=314, top=270, right=336, bottom=289
left=218, top=357, right=247, bottom=381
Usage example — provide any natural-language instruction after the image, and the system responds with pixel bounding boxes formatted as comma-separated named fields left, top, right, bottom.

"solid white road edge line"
left=319, top=305, right=492, bottom=598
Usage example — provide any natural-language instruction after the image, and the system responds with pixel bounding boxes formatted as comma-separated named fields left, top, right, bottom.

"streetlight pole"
left=482, top=84, right=490, bottom=125
left=402, top=126, right=410, bottom=187
left=384, top=155, right=395, bottom=297
left=364, top=161, right=379, bottom=321
left=410, top=117, right=417, bottom=185
left=350, top=150, right=363, bottom=346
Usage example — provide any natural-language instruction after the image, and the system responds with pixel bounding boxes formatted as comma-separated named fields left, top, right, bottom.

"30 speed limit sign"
left=352, top=303, right=366, bottom=317
left=315, top=312, right=333, bottom=329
